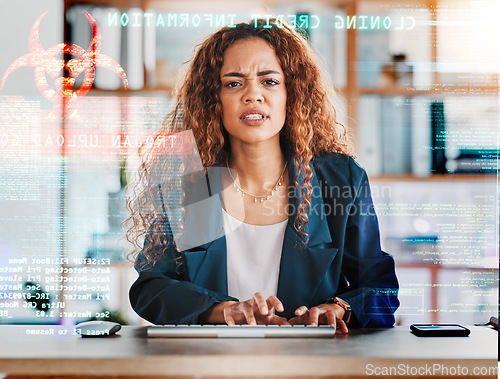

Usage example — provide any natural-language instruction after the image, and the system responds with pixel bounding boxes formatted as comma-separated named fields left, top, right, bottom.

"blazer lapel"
left=179, top=166, right=229, bottom=294
left=174, top=166, right=225, bottom=252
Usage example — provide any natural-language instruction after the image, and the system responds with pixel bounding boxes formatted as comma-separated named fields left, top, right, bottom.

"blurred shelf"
left=369, top=174, right=498, bottom=182
left=359, top=85, right=500, bottom=97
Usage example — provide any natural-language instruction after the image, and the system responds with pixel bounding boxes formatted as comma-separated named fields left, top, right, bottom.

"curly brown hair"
left=125, top=18, right=355, bottom=269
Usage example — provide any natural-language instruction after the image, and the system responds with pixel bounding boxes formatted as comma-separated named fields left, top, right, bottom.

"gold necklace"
left=226, top=158, right=288, bottom=203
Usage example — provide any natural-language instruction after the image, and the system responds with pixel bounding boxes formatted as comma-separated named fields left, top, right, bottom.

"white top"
left=222, top=209, right=288, bottom=301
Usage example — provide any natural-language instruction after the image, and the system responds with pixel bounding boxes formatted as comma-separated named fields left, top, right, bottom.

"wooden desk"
left=0, top=325, right=497, bottom=378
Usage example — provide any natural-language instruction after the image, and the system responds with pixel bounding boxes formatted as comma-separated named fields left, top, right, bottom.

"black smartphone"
left=410, top=324, right=470, bottom=337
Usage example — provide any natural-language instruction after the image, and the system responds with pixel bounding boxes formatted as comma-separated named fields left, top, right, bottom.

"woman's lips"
left=239, top=109, right=268, bottom=126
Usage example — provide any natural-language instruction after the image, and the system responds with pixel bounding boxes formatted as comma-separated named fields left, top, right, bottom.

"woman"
left=126, top=18, right=399, bottom=331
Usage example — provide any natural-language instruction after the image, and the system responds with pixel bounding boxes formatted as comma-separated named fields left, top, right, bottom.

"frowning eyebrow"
left=222, top=70, right=282, bottom=77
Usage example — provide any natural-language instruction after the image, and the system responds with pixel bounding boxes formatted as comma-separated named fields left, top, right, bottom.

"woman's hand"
left=222, top=292, right=289, bottom=325
left=288, top=303, right=349, bottom=333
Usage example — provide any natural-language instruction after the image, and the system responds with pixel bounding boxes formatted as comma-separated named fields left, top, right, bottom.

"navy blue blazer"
left=129, top=152, right=399, bottom=327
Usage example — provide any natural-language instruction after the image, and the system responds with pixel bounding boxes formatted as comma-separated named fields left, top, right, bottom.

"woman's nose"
left=243, top=81, right=263, bottom=103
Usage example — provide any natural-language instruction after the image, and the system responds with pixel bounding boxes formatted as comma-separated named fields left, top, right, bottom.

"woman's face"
left=219, top=37, right=287, bottom=147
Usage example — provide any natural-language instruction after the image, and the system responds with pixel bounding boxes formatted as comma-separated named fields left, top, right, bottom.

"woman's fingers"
left=294, top=306, right=308, bottom=316
left=267, top=296, right=284, bottom=313
left=223, top=301, right=256, bottom=325
left=337, top=319, right=349, bottom=333
left=223, top=306, right=236, bottom=326
left=288, top=316, right=298, bottom=325
left=289, top=305, right=348, bottom=331
left=324, top=309, right=337, bottom=328
left=225, top=299, right=349, bottom=330
left=253, top=292, right=269, bottom=315
left=308, top=306, right=321, bottom=326
left=270, top=315, right=290, bottom=325
left=242, top=301, right=257, bottom=325
left=316, top=306, right=349, bottom=333
left=223, top=294, right=289, bottom=325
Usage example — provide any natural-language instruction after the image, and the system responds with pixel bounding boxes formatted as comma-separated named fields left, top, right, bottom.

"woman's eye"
left=224, top=81, right=241, bottom=88
left=263, top=79, right=279, bottom=86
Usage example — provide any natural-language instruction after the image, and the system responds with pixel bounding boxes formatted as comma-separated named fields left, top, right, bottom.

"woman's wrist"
left=326, top=297, right=352, bottom=324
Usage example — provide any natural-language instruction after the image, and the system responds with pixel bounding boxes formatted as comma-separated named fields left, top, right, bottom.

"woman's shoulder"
left=312, top=152, right=368, bottom=189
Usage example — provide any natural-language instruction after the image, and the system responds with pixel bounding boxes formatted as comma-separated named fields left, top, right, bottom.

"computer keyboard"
left=148, top=324, right=336, bottom=338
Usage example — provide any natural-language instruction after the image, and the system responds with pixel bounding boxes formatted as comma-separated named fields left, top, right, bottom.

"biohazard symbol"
left=0, top=11, right=128, bottom=118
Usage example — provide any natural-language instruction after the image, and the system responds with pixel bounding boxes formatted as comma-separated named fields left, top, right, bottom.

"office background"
left=0, top=0, right=498, bottom=327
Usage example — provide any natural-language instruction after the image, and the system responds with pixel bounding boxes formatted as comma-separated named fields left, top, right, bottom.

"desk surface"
left=0, top=325, right=497, bottom=378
